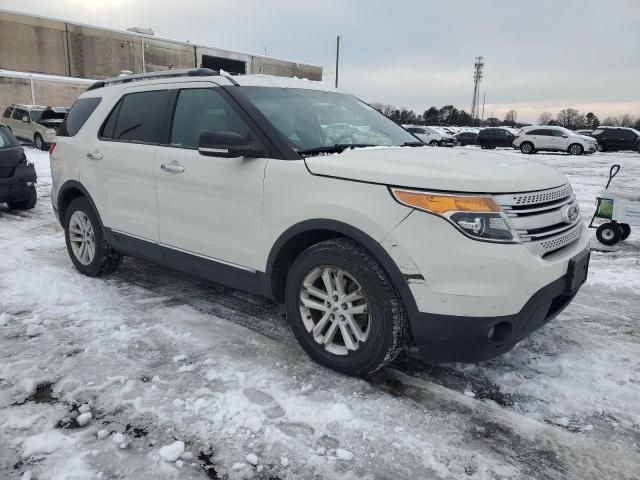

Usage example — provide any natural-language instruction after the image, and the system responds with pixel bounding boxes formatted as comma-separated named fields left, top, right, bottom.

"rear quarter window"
left=58, top=97, right=102, bottom=137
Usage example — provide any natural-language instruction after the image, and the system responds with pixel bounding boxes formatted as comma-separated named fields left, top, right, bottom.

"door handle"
left=161, top=162, right=185, bottom=173
left=86, top=150, right=103, bottom=161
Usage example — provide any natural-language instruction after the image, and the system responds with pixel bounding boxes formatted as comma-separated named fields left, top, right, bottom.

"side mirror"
left=22, top=116, right=29, bottom=123
left=562, top=134, right=568, bottom=138
left=198, top=131, right=266, bottom=158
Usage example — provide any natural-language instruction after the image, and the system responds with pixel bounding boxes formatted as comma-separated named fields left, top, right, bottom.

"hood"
left=304, top=146, right=568, bottom=193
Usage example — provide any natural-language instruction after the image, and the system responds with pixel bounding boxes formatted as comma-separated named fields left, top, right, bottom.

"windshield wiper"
left=297, top=143, right=379, bottom=156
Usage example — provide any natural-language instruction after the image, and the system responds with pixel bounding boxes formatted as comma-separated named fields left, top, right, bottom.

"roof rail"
left=87, top=68, right=219, bottom=91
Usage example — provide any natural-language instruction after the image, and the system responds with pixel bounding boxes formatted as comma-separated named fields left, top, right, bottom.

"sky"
left=2, top=0, right=639, bottom=123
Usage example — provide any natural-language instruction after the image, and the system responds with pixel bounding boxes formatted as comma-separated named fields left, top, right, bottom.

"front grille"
left=495, top=184, right=582, bottom=255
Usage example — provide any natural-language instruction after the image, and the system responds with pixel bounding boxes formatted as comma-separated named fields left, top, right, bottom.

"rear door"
left=618, top=129, right=636, bottom=150
left=155, top=84, right=269, bottom=269
left=86, top=87, right=171, bottom=242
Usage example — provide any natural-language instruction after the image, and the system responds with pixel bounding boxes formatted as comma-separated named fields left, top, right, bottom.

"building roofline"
left=0, top=8, right=323, bottom=69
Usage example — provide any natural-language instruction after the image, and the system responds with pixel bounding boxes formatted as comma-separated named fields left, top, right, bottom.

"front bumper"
left=0, top=165, right=37, bottom=202
left=410, top=251, right=589, bottom=362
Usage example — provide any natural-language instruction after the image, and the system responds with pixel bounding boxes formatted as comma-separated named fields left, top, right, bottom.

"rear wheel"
left=619, top=223, right=631, bottom=241
left=520, top=142, right=534, bottom=154
left=34, top=133, right=46, bottom=151
left=596, top=223, right=621, bottom=246
left=7, top=186, right=37, bottom=210
left=64, top=197, right=123, bottom=276
left=568, top=143, right=584, bottom=155
left=285, top=238, right=408, bottom=376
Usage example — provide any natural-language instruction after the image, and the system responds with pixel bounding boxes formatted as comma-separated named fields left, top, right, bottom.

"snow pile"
left=158, top=441, right=185, bottom=462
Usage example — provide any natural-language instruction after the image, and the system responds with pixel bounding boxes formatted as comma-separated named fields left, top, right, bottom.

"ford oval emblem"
left=562, top=204, right=579, bottom=223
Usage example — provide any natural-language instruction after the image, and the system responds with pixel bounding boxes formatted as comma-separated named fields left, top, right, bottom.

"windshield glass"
left=241, top=87, right=417, bottom=151
left=30, top=109, right=44, bottom=122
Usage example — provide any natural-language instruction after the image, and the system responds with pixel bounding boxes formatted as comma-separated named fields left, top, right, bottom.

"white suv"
left=50, top=69, right=591, bottom=375
left=513, top=126, right=597, bottom=155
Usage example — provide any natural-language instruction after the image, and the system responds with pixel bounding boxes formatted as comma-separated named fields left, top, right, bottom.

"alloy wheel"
left=299, top=266, right=371, bottom=356
left=68, top=211, right=96, bottom=265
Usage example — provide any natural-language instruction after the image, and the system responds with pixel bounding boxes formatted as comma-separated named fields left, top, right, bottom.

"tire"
left=429, top=140, right=439, bottom=147
left=568, top=143, right=584, bottom=155
left=520, top=142, right=534, bottom=154
left=620, top=223, right=631, bottom=241
left=596, top=223, right=621, bottom=246
left=34, top=133, right=46, bottom=151
left=285, top=238, right=408, bottom=376
left=597, top=144, right=605, bottom=152
left=63, top=197, right=123, bottom=276
left=7, top=186, right=37, bottom=210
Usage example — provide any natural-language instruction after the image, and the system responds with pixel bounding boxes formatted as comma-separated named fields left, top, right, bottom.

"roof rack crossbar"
left=87, top=68, right=219, bottom=91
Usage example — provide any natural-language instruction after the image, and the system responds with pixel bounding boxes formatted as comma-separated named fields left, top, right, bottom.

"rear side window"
left=102, top=90, right=170, bottom=144
left=2, top=107, right=13, bottom=118
left=59, top=97, right=101, bottom=137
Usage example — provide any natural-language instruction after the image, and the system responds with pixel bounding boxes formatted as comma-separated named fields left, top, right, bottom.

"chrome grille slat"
left=496, top=184, right=582, bottom=255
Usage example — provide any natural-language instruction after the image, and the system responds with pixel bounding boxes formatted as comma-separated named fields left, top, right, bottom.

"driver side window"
left=170, top=88, right=250, bottom=149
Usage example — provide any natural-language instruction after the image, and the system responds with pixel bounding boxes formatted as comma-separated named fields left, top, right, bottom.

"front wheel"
left=64, top=197, right=123, bottom=276
left=596, top=223, right=621, bottom=246
left=429, top=140, right=439, bottom=147
left=597, top=144, right=605, bottom=152
left=34, top=133, right=46, bottom=151
left=285, top=238, right=408, bottom=376
left=568, top=143, right=584, bottom=155
left=7, top=186, right=37, bottom=210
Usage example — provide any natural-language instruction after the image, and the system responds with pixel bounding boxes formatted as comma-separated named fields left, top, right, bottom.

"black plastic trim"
left=103, top=229, right=264, bottom=296
left=262, top=219, right=420, bottom=313
left=56, top=180, right=103, bottom=227
left=410, top=252, right=589, bottom=363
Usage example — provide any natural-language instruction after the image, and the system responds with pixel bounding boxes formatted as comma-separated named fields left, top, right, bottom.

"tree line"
left=370, top=102, right=640, bottom=131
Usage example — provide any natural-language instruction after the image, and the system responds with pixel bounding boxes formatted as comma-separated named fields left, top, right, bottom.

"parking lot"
left=0, top=146, right=638, bottom=479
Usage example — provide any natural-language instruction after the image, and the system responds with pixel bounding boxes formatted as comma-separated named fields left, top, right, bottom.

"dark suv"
left=592, top=127, right=640, bottom=152
left=0, top=123, right=37, bottom=210
left=476, top=128, right=516, bottom=149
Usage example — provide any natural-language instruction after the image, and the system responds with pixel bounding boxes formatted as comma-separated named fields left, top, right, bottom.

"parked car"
left=2, top=104, right=69, bottom=151
left=0, top=123, right=37, bottom=210
left=575, top=129, right=594, bottom=137
left=405, top=126, right=456, bottom=146
left=476, top=127, right=516, bottom=149
left=513, top=126, right=597, bottom=155
left=591, top=127, right=640, bottom=152
left=50, top=69, right=590, bottom=375
left=454, top=131, right=478, bottom=146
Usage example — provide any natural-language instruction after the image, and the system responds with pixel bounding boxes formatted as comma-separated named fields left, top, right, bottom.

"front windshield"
left=241, top=87, right=417, bottom=151
left=30, top=109, right=44, bottom=122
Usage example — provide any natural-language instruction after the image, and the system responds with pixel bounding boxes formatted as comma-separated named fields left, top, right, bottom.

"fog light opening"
left=488, top=321, right=513, bottom=344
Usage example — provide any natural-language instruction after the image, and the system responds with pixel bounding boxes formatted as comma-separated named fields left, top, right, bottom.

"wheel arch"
left=57, top=180, right=104, bottom=227
left=262, top=219, right=419, bottom=315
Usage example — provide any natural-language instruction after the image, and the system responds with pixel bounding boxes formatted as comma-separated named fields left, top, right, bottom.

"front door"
left=10, top=108, right=28, bottom=139
left=86, top=87, right=171, bottom=242
left=549, top=129, right=569, bottom=150
left=155, top=86, right=268, bottom=270
left=618, top=129, right=636, bottom=150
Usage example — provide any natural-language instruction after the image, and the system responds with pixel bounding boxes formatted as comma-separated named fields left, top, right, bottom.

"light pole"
left=335, top=35, right=341, bottom=88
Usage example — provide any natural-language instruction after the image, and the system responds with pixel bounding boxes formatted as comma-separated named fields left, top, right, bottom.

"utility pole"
left=481, top=91, right=486, bottom=124
left=335, top=35, right=341, bottom=88
left=470, top=56, right=484, bottom=125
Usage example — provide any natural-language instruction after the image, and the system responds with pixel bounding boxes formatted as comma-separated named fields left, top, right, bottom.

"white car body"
left=404, top=125, right=456, bottom=146
left=514, top=126, right=597, bottom=154
left=50, top=71, right=590, bottom=370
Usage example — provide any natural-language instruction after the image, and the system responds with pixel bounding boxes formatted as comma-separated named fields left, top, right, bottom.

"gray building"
left=0, top=9, right=323, bottom=111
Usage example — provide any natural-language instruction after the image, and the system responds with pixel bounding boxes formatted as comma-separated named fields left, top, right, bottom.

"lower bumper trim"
left=408, top=255, right=588, bottom=363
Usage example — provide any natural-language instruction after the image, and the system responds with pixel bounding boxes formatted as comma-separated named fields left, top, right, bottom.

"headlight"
left=391, top=189, right=517, bottom=243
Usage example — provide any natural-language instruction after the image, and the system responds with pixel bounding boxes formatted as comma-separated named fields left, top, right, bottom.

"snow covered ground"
left=1, top=147, right=639, bottom=480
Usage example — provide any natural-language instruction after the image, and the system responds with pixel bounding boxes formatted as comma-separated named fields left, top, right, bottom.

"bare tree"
left=537, top=112, right=553, bottom=125
left=620, top=114, right=635, bottom=127
left=556, top=108, right=580, bottom=129
left=602, top=116, right=620, bottom=126
left=504, top=110, right=517, bottom=125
